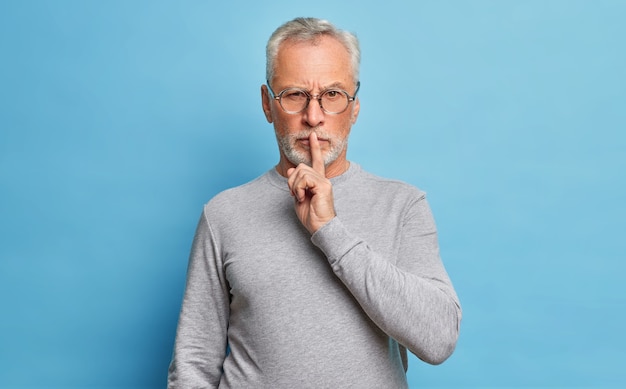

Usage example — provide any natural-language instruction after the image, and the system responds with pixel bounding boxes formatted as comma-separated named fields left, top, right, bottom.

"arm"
left=168, top=210, right=229, bottom=388
left=311, top=197, right=461, bottom=365
left=287, top=133, right=460, bottom=364
left=312, top=198, right=461, bottom=364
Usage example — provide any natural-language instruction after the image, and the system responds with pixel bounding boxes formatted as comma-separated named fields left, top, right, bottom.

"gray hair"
left=265, top=17, right=361, bottom=85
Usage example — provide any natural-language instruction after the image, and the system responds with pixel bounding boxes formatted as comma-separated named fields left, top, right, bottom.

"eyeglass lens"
left=280, top=89, right=349, bottom=114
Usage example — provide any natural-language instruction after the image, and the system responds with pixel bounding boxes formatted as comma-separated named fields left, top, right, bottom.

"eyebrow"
left=322, top=82, right=346, bottom=89
left=293, top=82, right=348, bottom=92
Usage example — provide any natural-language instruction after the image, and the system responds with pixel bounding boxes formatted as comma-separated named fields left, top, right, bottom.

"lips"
left=297, top=137, right=329, bottom=145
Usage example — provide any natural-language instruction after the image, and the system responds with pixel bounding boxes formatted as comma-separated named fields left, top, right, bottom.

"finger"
left=309, top=132, right=325, bottom=175
left=286, top=168, right=296, bottom=197
left=287, top=167, right=305, bottom=201
left=289, top=177, right=305, bottom=202
left=295, top=186, right=306, bottom=202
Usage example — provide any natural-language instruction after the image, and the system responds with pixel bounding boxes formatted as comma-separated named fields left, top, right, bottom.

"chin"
left=278, top=136, right=346, bottom=167
left=285, top=150, right=340, bottom=168
left=285, top=151, right=313, bottom=167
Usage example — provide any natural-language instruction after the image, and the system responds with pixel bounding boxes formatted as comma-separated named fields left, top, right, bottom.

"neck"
left=275, top=156, right=350, bottom=178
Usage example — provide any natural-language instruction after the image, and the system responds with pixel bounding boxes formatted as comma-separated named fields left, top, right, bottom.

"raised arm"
left=311, top=198, right=461, bottom=364
left=287, top=132, right=461, bottom=364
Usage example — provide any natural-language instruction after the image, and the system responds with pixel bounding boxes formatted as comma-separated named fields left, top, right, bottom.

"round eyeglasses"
left=266, top=81, right=360, bottom=115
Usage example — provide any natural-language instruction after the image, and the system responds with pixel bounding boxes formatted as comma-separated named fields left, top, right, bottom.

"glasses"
left=266, top=81, right=360, bottom=114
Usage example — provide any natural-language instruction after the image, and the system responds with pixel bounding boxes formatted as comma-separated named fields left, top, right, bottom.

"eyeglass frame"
left=266, top=80, right=361, bottom=115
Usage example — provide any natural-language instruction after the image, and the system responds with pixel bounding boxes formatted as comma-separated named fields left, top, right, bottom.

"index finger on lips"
left=309, top=132, right=325, bottom=175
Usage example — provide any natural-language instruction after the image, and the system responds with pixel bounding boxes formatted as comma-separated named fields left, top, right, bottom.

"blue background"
left=1, top=1, right=624, bottom=388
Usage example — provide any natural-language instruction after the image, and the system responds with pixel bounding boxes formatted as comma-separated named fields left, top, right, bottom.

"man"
left=168, top=17, right=461, bottom=388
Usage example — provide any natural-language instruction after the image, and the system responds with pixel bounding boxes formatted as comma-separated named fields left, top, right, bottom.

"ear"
left=350, top=97, right=360, bottom=125
left=261, top=85, right=273, bottom=123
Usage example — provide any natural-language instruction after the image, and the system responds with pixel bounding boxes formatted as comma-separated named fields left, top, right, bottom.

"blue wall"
left=1, top=1, right=624, bottom=387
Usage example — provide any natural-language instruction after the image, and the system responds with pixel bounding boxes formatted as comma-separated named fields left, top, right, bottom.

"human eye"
left=282, top=89, right=308, bottom=101
left=322, top=90, right=344, bottom=101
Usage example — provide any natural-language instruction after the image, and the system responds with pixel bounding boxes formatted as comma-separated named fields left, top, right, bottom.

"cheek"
left=332, top=116, right=354, bottom=138
left=272, top=120, right=294, bottom=141
left=273, top=113, right=301, bottom=134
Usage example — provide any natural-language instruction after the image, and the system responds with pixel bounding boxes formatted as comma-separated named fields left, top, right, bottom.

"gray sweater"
left=168, top=163, right=461, bottom=388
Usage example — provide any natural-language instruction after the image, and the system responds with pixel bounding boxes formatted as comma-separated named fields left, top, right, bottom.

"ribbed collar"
left=266, top=162, right=361, bottom=192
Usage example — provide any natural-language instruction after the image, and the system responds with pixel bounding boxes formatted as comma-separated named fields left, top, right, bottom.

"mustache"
left=290, top=128, right=331, bottom=141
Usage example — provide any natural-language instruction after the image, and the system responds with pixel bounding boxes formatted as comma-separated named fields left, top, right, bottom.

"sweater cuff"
left=311, top=217, right=362, bottom=267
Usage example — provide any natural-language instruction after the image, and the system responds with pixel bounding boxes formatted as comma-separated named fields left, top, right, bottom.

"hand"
left=287, top=132, right=336, bottom=234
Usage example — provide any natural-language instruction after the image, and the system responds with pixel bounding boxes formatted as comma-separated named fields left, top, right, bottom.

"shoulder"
left=203, top=171, right=275, bottom=216
left=352, top=165, right=426, bottom=200
left=333, top=164, right=430, bottom=220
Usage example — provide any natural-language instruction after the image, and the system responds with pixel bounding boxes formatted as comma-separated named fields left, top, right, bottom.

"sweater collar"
left=266, top=162, right=360, bottom=191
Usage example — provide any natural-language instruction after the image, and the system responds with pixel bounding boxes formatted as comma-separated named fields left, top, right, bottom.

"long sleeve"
left=167, top=166, right=460, bottom=387
left=311, top=195, right=462, bottom=365
left=168, top=210, right=229, bottom=388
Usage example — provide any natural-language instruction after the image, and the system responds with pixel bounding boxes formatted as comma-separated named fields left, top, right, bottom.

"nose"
left=302, top=97, right=325, bottom=127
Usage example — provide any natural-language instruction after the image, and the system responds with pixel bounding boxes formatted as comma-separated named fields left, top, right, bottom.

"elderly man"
left=168, top=17, right=461, bottom=388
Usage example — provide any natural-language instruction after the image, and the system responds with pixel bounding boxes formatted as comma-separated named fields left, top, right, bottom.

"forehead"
left=273, top=35, right=353, bottom=87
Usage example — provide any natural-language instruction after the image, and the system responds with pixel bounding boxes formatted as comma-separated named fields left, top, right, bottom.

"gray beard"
left=276, top=129, right=347, bottom=167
